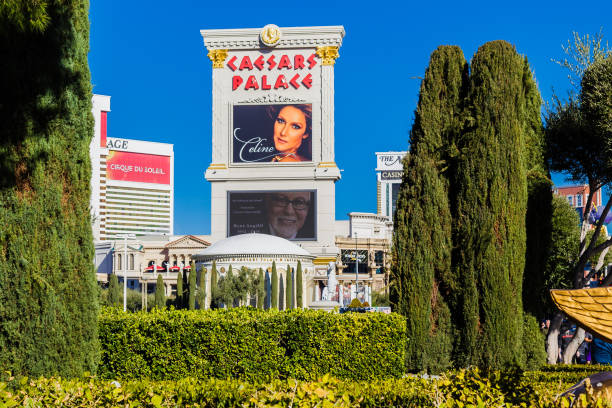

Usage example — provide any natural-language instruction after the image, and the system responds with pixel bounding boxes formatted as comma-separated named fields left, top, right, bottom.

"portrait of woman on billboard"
left=228, top=190, right=316, bottom=240
left=232, top=104, right=312, bottom=163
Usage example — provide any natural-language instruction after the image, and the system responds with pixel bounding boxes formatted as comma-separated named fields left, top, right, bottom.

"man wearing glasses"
left=264, top=192, right=312, bottom=240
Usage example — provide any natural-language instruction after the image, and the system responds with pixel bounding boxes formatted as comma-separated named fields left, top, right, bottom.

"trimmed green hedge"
left=2, top=368, right=610, bottom=407
left=98, top=307, right=406, bottom=381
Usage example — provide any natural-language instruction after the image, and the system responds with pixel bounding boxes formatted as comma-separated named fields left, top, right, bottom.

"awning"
left=170, top=266, right=180, bottom=271
left=145, top=266, right=154, bottom=272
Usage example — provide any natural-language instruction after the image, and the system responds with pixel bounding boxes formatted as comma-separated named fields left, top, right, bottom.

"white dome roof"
left=194, top=233, right=312, bottom=258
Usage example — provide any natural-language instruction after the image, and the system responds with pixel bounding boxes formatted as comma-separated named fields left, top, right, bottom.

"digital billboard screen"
left=106, top=151, right=171, bottom=185
left=228, top=190, right=316, bottom=240
left=232, top=104, right=312, bottom=164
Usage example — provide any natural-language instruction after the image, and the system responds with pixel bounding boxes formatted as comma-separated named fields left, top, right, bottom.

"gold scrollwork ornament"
left=260, top=24, right=281, bottom=47
left=316, top=46, right=340, bottom=66
left=207, top=49, right=228, bottom=69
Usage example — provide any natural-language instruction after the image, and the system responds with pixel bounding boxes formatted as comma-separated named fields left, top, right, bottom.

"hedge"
left=98, top=307, right=406, bottom=381
left=2, top=367, right=610, bottom=407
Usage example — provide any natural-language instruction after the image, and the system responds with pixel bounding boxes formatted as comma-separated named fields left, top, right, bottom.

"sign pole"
left=355, top=232, right=358, bottom=302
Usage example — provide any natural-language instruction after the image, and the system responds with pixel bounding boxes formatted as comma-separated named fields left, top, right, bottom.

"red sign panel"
left=106, top=151, right=170, bottom=185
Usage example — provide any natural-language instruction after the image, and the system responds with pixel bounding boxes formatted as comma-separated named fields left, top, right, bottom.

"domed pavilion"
left=192, top=233, right=316, bottom=308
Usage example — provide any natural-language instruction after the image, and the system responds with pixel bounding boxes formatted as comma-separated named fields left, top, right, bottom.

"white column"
left=320, top=61, right=335, bottom=163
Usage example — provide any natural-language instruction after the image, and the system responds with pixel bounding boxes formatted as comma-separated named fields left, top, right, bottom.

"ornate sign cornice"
left=201, top=25, right=345, bottom=51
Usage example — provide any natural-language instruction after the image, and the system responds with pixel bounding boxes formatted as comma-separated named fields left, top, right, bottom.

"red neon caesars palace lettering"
left=228, top=53, right=317, bottom=91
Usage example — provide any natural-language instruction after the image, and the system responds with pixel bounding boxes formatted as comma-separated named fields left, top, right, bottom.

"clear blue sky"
left=89, top=0, right=611, bottom=235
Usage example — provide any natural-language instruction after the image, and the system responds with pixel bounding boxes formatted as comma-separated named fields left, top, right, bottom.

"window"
left=567, top=195, right=573, bottom=206
left=129, top=254, right=134, bottom=270
left=577, top=194, right=583, bottom=207
left=117, top=254, right=122, bottom=271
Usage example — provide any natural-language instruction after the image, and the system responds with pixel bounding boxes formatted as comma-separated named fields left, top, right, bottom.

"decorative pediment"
left=165, top=235, right=211, bottom=249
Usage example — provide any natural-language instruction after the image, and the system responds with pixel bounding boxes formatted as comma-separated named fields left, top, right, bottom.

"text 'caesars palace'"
left=92, top=24, right=405, bottom=308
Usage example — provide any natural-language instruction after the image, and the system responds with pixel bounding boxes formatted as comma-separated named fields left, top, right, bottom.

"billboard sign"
left=106, top=151, right=171, bottom=185
left=380, top=170, right=403, bottom=180
left=228, top=190, right=316, bottom=240
left=232, top=104, right=312, bottom=163
left=376, top=152, right=406, bottom=171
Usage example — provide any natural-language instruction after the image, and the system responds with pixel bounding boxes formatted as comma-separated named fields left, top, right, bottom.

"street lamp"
left=354, top=232, right=358, bottom=302
left=116, top=233, right=135, bottom=311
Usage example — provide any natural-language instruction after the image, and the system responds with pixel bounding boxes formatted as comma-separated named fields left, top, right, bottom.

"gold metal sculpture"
left=550, top=287, right=612, bottom=342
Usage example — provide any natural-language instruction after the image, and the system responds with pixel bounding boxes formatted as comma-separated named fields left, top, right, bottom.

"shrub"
left=348, top=298, right=363, bottom=308
left=0, top=0, right=99, bottom=377
left=522, top=312, right=547, bottom=370
left=97, top=307, right=406, bottom=381
left=2, top=367, right=610, bottom=407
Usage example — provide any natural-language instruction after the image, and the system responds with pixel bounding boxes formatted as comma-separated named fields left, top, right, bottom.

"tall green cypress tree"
left=391, top=45, right=467, bottom=373
left=188, top=261, right=196, bottom=310
left=224, top=265, right=234, bottom=308
left=197, top=267, right=207, bottom=309
left=155, top=274, right=165, bottom=309
left=452, top=41, right=529, bottom=368
left=271, top=261, right=278, bottom=309
left=108, top=274, right=121, bottom=308
left=257, top=268, right=264, bottom=309
left=286, top=266, right=293, bottom=309
left=296, top=261, right=303, bottom=308
left=522, top=56, right=552, bottom=320
left=176, top=270, right=183, bottom=309
left=210, top=261, right=218, bottom=308
left=279, top=275, right=285, bottom=310
left=0, top=0, right=99, bottom=377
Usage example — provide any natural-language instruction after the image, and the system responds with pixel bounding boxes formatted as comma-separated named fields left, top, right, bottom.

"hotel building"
left=90, top=95, right=174, bottom=241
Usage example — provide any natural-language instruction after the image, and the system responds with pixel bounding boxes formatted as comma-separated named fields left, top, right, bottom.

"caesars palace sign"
left=228, top=53, right=317, bottom=91
left=202, top=24, right=344, bottom=246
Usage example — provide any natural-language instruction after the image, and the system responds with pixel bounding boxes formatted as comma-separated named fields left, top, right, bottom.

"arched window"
left=117, top=254, right=122, bottom=271
left=129, top=254, right=134, bottom=270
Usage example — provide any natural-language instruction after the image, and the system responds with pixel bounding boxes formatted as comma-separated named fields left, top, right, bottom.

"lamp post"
left=117, top=233, right=135, bottom=312
left=354, top=232, right=358, bottom=302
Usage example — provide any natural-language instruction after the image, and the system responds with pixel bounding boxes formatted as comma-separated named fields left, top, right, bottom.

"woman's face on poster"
left=273, top=106, right=308, bottom=154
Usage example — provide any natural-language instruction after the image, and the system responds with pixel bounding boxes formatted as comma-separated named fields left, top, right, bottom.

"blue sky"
left=89, top=0, right=611, bottom=235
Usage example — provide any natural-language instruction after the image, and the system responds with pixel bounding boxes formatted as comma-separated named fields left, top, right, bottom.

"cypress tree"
left=257, top=268, right=264, bottom=309
left=264, top=270, right=271, bottom=310
left=224, top=265, right=234, bottom=308
left=520, top=50, right=551, bottom=320
left=271, top=261, right=278, bottom=309
left=296, top=261, right=303, bottom=308
left=279, top=275, right=285, bottom=310
left=108, top=274, right=121, bottom=307
left=391, top=45, right=467, bottom=372
left=188, top=261, right=196, bottom=310
left=0, top=0, right=99, bottom=376
left=210, top=261, right=218, bottom=308
left=286, top=266, right=293, bottom=309
left=176, top=270, right=183, bottom=309
left=155, top=274, right=165, bottom=309
left=197, top=267, right=207, bottom=309
left=452, top=41, right=529, bottom=368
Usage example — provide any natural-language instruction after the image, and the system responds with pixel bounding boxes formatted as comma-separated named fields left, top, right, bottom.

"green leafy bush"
left=2, top=368, right=611, bottom=407
left=98, top=307, right=406, bottom=381
left=522, top=313, right=547, bottom=370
